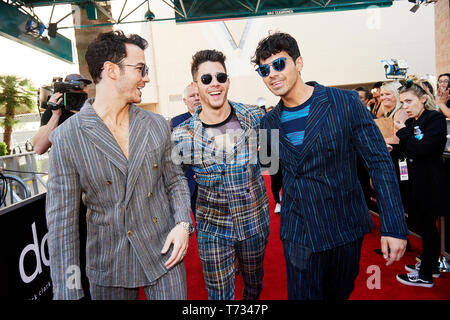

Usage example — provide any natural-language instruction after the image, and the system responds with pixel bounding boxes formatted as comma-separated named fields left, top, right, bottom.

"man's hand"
left=161, top=224, right=190, bottom=269
left=380, top=236, right=406, bottom=266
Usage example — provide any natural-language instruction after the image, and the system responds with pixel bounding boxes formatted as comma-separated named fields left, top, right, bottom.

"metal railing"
left=0, top=152, right=48, bottom=203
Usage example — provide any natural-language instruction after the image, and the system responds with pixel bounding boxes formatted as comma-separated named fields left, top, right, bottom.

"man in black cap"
left=32, top=74, right=91, bottom=154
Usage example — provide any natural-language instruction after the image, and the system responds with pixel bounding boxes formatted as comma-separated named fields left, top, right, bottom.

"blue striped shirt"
left=281, top=94, right=313, bottom=149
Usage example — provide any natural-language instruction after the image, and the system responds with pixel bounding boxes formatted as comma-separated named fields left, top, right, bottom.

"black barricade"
left=0, top=194, right=52, bottom=300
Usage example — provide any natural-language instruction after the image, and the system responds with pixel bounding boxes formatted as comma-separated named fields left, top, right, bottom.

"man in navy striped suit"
left=252, top=32, right=409, bottom=300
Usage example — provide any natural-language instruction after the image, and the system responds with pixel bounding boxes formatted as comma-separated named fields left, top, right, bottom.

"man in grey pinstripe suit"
left=46, top=31, right=193, bottom=300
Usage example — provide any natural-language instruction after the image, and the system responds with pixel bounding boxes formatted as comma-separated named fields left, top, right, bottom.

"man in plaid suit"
left=172, top=50, right=270, bottom=300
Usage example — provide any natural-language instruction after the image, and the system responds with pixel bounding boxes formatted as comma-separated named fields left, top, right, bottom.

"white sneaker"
left=274, top=203, right=281, bottom=214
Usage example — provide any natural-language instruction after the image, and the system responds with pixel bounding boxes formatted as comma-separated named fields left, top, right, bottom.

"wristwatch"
left=177, top=221, right=194, bottom=235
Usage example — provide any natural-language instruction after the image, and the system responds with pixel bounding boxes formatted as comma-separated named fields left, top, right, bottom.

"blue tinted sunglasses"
left=255, top=57, right=287, bottom=78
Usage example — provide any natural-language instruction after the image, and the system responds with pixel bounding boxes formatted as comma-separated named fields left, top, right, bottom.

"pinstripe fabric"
left=283, top=238, right=363, bottom=300
left=89, top=261, right=187, bottom=300
left=172, top=101, right=270, bottom=241
left=261, top=83, right=408, bottom=253
left=197, top=229, right=268, bottom=300
left=46, top=100, right=191, bottom=300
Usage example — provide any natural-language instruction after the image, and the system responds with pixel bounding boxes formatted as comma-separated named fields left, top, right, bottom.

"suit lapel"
left=276, top=84, right=331, bottom=167
left=190, top=106, right=225, bottom=170
left=296, top=84, right=331, bottom=164
left=125, top=105, right=149, bottom=206
left=79, top=102, right=128, bottom=175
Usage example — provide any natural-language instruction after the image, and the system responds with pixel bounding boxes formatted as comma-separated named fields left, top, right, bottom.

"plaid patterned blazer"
left=46, top=101, right=191, bottom=299
left=261, top=82, right=408, bottom=252
left=172, top=101, right=269, bottom=240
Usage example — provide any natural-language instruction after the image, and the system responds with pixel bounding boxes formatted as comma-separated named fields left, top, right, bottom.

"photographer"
left=32, top=74, right=91, bottom=154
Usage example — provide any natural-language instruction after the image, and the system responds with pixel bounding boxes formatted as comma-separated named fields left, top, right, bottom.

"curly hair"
left=85, top=30, right=148, bottom=84
left=191, top=50, right=227, bottom=80
left=251, top=31, right=301, bottom=66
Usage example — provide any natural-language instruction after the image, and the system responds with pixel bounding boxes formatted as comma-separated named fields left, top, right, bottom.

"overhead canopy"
left=173, top=0, right=394, bottom=23
left=0, top=0, right=395, bottom=62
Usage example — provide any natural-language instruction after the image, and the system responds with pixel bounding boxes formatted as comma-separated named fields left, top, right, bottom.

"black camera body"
left=39, top=77, right=88, bottom=112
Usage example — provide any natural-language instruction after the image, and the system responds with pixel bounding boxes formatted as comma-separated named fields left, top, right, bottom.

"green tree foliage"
left=0, top=75, right=37, bottom=154
left=0, top=142, right=7, bottom=156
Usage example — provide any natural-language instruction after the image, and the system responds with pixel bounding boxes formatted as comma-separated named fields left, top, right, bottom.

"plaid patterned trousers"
left=197, top=228, right=269, bottom=300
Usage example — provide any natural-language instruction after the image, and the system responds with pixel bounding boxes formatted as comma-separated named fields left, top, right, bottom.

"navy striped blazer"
left=261, top=82, right=408, bottom=252
left=46, top=101, right=191, bottom=299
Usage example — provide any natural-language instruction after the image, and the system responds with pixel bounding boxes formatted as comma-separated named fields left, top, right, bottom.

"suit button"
left=152, top=217, right=158, bottom=223
left=127, top=230, right=133, bottom=237
left=106, top=180, right=112, bottom=185
left=147, top=192, right=152, bottom=198
left=153, top=163, right=158, bottom=169
left=246, top=189, right=250, bottom=193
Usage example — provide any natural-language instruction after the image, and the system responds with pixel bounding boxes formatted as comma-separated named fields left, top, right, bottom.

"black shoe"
left=396, top=272, right=434, bottom=288
left=404, top=263, right=440, bottom=278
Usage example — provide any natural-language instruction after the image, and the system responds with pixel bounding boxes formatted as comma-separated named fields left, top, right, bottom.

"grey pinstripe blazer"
left=46, top=101, right=191, bottom=300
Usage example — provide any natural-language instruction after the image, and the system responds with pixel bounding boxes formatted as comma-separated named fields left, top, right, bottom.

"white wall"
left=139, top=0, right=436, bottom=117
left=0, top=0, right=436, bottom=118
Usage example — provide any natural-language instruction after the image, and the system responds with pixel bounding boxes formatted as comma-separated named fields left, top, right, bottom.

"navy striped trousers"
left=283, top=238, right=363, bottom=300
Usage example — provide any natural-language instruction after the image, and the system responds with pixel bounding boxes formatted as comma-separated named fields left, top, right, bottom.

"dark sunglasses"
left=255, top=57, right=287, bottom=78
left=122, top=63, right=149, bottom=78
left=200, top=72, right=228, bottom=85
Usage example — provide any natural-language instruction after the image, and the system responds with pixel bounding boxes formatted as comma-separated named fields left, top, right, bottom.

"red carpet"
left=141, top=174, right=450, bottom=300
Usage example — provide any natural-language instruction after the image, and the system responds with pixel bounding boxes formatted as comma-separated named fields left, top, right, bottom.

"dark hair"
left=373, top=81, right=383, bottom=89
left=85, top=30, right=148, bottom=84
left=191, top=50, right=227, bottom=80
left=251, top=32, right=301, bottom=65
left=438, top=73, right=450, bottom=90
left=421, top=80, right=434, bottom=96
left=355, top=87, right=372, bottom=100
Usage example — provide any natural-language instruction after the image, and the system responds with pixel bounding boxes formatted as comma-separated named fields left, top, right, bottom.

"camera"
left=38, top=76, right=89, bottom=112
left=381, top=59, right=408, bottom=80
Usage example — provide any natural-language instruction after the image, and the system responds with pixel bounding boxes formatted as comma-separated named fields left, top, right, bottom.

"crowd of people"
left=36, top=29, right=449, bottom=300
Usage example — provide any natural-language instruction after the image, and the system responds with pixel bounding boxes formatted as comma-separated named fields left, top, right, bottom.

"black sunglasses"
left=255, top=57, right=287, bottom=78
left=122, top=63, right=149, bottom=78
left=199, top=72, right=228, bottom=85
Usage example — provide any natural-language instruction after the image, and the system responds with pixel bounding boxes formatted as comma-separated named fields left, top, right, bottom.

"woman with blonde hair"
left=394, top=79, right=449, bottom=287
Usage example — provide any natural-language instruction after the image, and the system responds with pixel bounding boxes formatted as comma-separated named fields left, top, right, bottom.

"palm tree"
left=0, top=75, right=37, bottom=154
